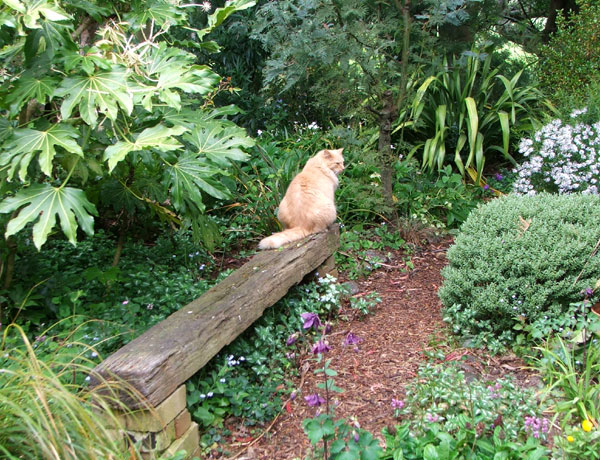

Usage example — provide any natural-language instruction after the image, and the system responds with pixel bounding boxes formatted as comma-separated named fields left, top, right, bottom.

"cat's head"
left=320, top=148, right=345, bottom=175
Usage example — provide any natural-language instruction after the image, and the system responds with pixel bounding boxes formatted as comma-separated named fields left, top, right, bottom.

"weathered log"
left=91, top=224, right=339, bottom=408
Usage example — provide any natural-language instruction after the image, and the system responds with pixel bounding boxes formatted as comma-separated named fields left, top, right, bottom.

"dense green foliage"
left=1, top=229, right=220, bottom=352
left=439, top=193, right=600, bottom=351
left=539, top=0, right=600, bottom=102
left=1, top=0, right=600, bottom=458
left=186, top=275, right=351, bottom=452
left=409, top=47, right=546, bottom=179
left=0, top=0, right=254, bottom=253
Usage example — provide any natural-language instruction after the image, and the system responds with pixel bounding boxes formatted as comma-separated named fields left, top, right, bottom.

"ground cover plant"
left=1, top=228, right=223, bottom=359
left=185, top=274, right=359, bottom=454
left=382, top=362, right=550, bottom=459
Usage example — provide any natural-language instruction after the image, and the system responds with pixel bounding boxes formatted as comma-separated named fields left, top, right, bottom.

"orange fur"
left=258, top=148, right=344, bottom=250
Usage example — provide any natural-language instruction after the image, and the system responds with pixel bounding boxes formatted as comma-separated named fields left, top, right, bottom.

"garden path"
left=214, top=238, right=539, bottom=460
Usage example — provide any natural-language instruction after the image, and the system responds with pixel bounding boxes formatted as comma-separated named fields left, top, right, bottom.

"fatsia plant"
left=407, top=47, right=547, bottom=182
left=0, top=0, right=255, bottom=254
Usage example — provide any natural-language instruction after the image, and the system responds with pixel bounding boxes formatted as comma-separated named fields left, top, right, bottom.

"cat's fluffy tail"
left=258, top=227, right=310, bottom=250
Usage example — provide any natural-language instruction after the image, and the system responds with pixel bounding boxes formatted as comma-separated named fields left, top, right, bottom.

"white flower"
left=200, top=1, right=211, bottom=12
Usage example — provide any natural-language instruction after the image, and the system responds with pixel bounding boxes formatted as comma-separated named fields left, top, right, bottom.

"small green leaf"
left=0, top=183, right=97, bottom=249
left=196, top=0, right=256, bottom=40
left=124, top=0, right=186, bottom=29
left=423, top=444, right=440, bottom=460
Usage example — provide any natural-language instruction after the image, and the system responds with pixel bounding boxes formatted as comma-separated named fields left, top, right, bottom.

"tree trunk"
left=378, top=89, right=398, bottom=221
left=542, top=0, right=579, bottom=42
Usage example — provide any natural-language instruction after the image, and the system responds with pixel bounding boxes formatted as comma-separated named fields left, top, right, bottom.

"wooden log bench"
left=91, top=224, right=340, bottom=459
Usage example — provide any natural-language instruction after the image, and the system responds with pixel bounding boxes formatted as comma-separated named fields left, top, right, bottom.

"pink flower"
left=392, top=398, right=404, bottom=409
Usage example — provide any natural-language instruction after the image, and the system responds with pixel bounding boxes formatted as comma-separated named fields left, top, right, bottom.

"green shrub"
left=439, top=193, right=600, bottom=350
left=539, top=0, right=600, bottom=103
left=394, top=160, right=483, bottom=228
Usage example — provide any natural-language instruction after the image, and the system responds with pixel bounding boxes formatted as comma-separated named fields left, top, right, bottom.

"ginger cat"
left=258, top=148, right=344, bottom=250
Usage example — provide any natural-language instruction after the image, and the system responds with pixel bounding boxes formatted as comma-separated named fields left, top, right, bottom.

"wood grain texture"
left=91, top=225, right=339, bottom=408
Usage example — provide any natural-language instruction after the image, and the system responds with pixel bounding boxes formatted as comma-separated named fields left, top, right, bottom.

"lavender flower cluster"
left=513, top=108, right=600, bottom=195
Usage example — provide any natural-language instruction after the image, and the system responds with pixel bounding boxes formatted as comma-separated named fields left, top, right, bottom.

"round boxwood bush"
left=439, top=193, right=600, bottom=349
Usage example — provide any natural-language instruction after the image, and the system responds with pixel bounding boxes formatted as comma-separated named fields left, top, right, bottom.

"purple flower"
left=352, top=430, right=360, bottom=442
left=583, top=287, right=594, bottom=298
left=495, top=173, right=503, bottom=181
left=301, top=312, right=322, bottom=330
left=344, top=332, right=362, bottom=346
left=392, top=399, right=404, bottom=409
left=483, top=184, right=490, bottom=191
left=426, top=413, right=440, bottom=423
left=311, top=340, right=331, bottom=354
left=286, top=333, right=299, bottom=346
left=524, top=415, right=549, bottom=438
left=290, top=391, right=297, bottom=401
left=324, top=322, right=333, bottom=334
left=305, top=393, right=326, bottom=407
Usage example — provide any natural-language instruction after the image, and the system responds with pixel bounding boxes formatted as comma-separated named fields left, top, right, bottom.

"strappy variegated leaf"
left=0, top=184, right=97, bottom=249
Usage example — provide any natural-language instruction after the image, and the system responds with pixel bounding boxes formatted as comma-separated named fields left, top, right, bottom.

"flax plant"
left=533, top=330, right=600, bottom=426
left=409, top=47, right=546, bottom=182
left=0, top=323, right=142, bottom=460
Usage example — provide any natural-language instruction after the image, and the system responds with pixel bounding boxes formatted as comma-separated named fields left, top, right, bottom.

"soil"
left=211, top=238, right=541, bottom=460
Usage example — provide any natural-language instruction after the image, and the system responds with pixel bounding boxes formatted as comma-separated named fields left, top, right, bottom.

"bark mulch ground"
left=214, top=238, right=540, bottom=460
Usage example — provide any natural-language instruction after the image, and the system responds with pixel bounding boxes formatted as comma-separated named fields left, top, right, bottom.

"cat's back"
left=289, top=156, right=337, bottom=194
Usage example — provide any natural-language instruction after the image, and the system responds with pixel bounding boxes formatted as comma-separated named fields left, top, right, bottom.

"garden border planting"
left=90, top=225, right=340, bottom=458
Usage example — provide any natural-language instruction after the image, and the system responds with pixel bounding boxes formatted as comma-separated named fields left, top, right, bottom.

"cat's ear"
left=323, top=148, right=344, bottom=158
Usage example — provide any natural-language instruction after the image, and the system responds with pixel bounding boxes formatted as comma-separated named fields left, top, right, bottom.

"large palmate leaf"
left=165, top=153, right=229, bottom=214
left=62, top=0, right=111, bottom=22
left=184, top=123, right=253, bottom=167
left=161, top=105, right=243, bottom=129
left=4, top=73, right=58, bottom=115
left=0, top=183, right=97, bottom=249
left=103, top=124, right=187, bottom=172
left=142, top=44, right=220, bottom=110
left=2, top=123, right=83, bottom=180
left=124, top=0, right=186, bottom=30
left=4, top=0, right=71, bottom=29
left=53, top=67, right=133, bottom=126
left=195, top=0, right=256, bottom=40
